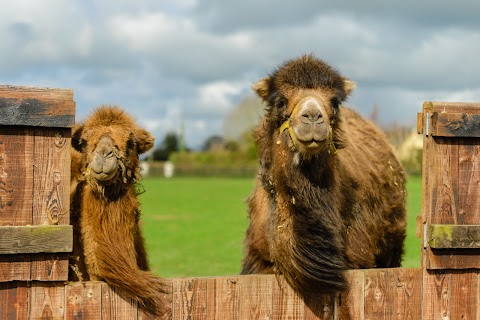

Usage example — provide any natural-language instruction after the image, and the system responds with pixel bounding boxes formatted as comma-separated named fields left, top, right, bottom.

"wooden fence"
left=2, top=269, right=480, bottom=319
left=1, top=88, right=480, bottom=319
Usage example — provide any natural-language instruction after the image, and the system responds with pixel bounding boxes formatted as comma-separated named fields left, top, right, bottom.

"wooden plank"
left=0, top=128, right=34, bottom=281
left=172, top=278, right=208, bottom=319
left=426, top=136, right=461, bottom=269
left=450, top=271, right=478, bottom=319
left=31, top=253, right=70, bottom=282
left=421, top=111, right=433, bottom=269
left=417, top=112, right=424, bottom=134
left=431, top=112, right=480, bottom=137
left=32, top=128, right=71, bottom=281
left=0, top=85, right=74, bottom=100
left=0, top=97, right=75, bottom=128
left=32, top=128, right=71, bottom=226
left=28, top=282, right=65, bottom=320
left=0, top=281, right=28, bottom=320
left=65, top=281, right=102, bottom=320
left=424, top=101, right=480, bottom=114
left=0, top=254, right=31, bottom=282
left=429, top=224, right=480, bottom=249
left=422, top=270, right=451, bottom=320
left=206, top=276, right=239, bottom=320
left=238, top=274, right=273, bottom=320
left=272, top=275, right=304, bottom=319
left=393, top=268, right=422, bottom=320
left=430, top=137, right=459, bottom=225
left=0, top=127, right=34, bottom=225
left=0, top=225, right=72, bottom=254
left=0, top=85, right=75, bottom=128
left=364, top=269, right=394, bottom=319
left=101, top=282, right=139, bottom=320
left=336, top=270, right=364, bottom=320
left=457, top=140, right=480, bottom=224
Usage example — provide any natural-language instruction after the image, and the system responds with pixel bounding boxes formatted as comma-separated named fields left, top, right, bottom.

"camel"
left=70, top=105, right=169, bottom=317
left=241, top=55, right=407, bottom=298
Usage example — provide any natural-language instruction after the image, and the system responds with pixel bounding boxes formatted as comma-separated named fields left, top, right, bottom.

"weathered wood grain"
left=272, top=275, right=304, bottom=319
left=420, top=103, right=480, bottom=269
left=450, top=271, right=478, bottom=319
left=102, top=283, right=139, bottom=320
left=335, top=270, right=364, bottom=320
left=172, top=277, right=208, bottom=319
left=364, top=269, right=394, bottom=320
left=0, top=270, right=474, bottom=319
left=458, top=140, right=480, bottom=224
left=429, top=224, right=480, bottom=249
left=430, top=137, right=459, bottom=225
left=0, top=127, right=35, bottom=281
left=65, top=281, right=102, bottom=320
left=431, top=112, right=480, bottom=137
left=29, top=282, right=65, bottom=320
left=0, top=127, right=34, bottom=225
left=394, top=268, right=422, bottom=320
left=423, top=101, right=480, bottom=114
left=32, top=128, right=72, bottom=281
left=0, top=282, right=28, bottom=320
left=0, top=85, right=75, bottom=128
left=0, top=225, right=72, bottom=254
left=0, top=85, right=74, bottom=100
left=422, top=270, right=451, bottom=320
left=206, top=276, right=239, bottom=320
left=237, top=274, right=273, bottom=320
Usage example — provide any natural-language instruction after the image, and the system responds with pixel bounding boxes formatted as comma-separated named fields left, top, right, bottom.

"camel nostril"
left=301, top=111, right=323, bottom=123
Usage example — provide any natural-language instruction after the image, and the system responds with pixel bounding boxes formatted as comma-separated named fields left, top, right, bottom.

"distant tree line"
left=149, top=97, right=421, bottom=175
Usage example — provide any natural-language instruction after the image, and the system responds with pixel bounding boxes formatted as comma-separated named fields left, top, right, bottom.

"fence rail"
left=2, top=269, right=479, bottom=319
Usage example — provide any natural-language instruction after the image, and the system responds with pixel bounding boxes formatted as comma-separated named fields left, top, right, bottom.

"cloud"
left=189, top=0, right=480, bottom=32
left=1, top=1, right=480, bottom=149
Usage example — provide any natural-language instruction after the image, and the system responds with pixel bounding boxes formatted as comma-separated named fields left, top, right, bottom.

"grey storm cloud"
left=1, top=0, right=479, bottom=148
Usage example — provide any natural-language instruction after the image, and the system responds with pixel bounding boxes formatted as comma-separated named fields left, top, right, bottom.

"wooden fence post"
left=418, top=101, right=480, bottom=319
left=0, top=85, right=75, bottom=282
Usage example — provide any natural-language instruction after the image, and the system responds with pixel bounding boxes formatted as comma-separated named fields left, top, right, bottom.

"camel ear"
left=136, top=128, right=155, bottom=154
left=252, top=78, right=271, bottom=101
left=71, top=124, right=86, bottom=152
left=342, top=78, right=356, bottom=98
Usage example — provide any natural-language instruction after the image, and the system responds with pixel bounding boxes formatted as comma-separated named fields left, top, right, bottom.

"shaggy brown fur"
left=69, top=105, right=169, bottom=317
left=241, top=55, right=406, bottom=297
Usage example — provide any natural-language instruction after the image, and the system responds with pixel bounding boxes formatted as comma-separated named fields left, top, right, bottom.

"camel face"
left=280, top=89, right=334, bottom=155
left=72, top=106, right=154, bottom=195
left=89, top=135, right=121, bottom=183
left=252, top=55, right=355, bottom=160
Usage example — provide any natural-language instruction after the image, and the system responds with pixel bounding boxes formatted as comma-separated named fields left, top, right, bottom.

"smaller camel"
left=70, top=105, right=169, bottom=317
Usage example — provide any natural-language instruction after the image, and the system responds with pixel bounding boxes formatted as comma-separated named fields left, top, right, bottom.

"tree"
left=202, top=135, right=225, bottom=152
left=222, top=95, right=264, bottom=141
left=152, top=132, right=180, bottom=161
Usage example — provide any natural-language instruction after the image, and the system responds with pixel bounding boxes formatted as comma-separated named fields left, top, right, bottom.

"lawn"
left=139, top=175, right=422, bottom=278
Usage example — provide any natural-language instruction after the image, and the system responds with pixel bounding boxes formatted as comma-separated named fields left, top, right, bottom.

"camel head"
left=253, top=54, right=355, bottom=161
left=72, top=105, right=154, bottom=197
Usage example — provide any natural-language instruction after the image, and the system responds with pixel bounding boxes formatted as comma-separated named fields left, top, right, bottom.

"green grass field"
left=139, top=175, right=422, bottom=278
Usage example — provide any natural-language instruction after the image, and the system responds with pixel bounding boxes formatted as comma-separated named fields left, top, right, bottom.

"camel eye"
left=126, top=138, right=135, bottom=151
left=276, top=97, right=288, bottom=109
left=73, top=137, right=87, bottom=152
left=331, top=97, right=341, bottom=110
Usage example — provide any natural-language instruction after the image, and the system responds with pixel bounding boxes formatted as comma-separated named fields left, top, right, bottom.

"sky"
left=1, top=0, right=479, bottom=149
